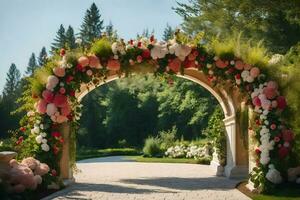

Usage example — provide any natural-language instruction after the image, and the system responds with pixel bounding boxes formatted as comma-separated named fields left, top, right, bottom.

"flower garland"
left=20, top=32, right=293, bottom=192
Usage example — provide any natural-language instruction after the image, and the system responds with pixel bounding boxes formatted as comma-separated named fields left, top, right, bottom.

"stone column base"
left=225, top=165, right=248, bottom=179
left=210, top=160, right=224, bottom=176
left=62, top=177, right=76, bottom=187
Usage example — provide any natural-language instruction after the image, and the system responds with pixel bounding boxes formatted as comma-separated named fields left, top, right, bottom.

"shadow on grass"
left=121, top=176, right=241, bottom=191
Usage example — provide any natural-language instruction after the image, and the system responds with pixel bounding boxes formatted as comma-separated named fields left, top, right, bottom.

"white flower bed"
left=165, top=144, right=211, bottom=160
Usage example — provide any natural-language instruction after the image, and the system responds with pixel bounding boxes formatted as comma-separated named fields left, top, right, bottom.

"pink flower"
left=267, top=81, right=278, bottom=90
left=215, top=59, right=229, bottom=69
left=270, top=124, right=277, bottom=130
left=88, top=55, right=101, bottom=68
left=59, top=87, right=66, bottom=94
left=277, top=96, right=287, bottom=110
left=107, top=59, right=121, bottom=71
left=61, top=104, right=71, bottom=116
left=53, top=67, right=65, bottom=77
left=78, top=56, right=89, bottom=67
left=263, top=87, right=277, bottom=99
left=137, top=55, right=143, bottom=63
left=46, top=103, right=57, bottom=116
left=244, top=64, right=252, bottom=70
left=168, top=58, right=181, bottom=73
left=56, top=115, right=68, bottom=123
left=86, top=69, right=93, bottom=76
left=36, top=99, right=47, bottom=114
left=234, top=60, right=244, bottom=70
left=274, top=136, right=280, bottom=142
left=53, top=94, right=68, bottom=108
left=252, top=96, right=261, bottom=107
left=42, top=90, right=54, bottom=103
left=271, top=100, right=278, bottom=108
left=250, top=67, right=260, bottom=78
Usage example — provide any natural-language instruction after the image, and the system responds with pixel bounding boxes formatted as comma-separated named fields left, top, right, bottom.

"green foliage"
left=25, top=53, right=39, bottom=76
left=143, top=136, right=162, bottom=157
left=162, top=23, right=175, bottom=41
left=174, top=0, right=300, bottom=53
left=51, top=24, right=66, bottom=54
left=91, top=38, right=113, bottom=60
left=159, top=126, right=177, bottom=151
left=38, top=47, right=48, bottom=67
left=204, top=106, right=226, bottom=166
left=65, top=26, right=77, bottom=50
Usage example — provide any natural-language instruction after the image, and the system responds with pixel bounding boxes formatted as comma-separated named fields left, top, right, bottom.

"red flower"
left=282, top=129, right=294, bottom=142
left=51, top=169, right=57, bottom=176
left=136, top=55, right=143, bottom=63
left=278, top=146, right=289, bottom=159
left=66, top=76, right=74, bottom=84
left=51, top=132, right=61, bottom=138
left=16, top=136, right=24, bottom=145
left=235, top=74, right=241, bottom=80
left=60, top=48, right=66, bottom=56
left=150, top=35, right=155, bottom=42
left=142, top=49, right=151, bottom=59
left=277, top=96, right=287, bottom=110
left=53, top=94, right=68, bottom=108
left=168, top=58, right=181, bottom=73
left=215, top=59, right=229, bottom=69
left=59, top=138, right=64, bottom=144
left=255, top=119, right=261, bottom=125
left=76, top=64, right=84, bottom=72
left=19, top=127, right=26, bottom=132
left=129, top=39, right=133, bottom=45
left=69, top=90, right=75, bottom=97
left=137, top=41, right=142, bottom=48
left=53, top=145, right=60, bottom=155
left=255, top=148, right=261, bottom=154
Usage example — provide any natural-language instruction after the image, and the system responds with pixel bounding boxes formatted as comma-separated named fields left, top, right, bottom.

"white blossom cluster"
left=31, top=119, right=49, bottom=152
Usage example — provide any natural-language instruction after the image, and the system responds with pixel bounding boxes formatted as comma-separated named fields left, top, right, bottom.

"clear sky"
left=0, top=0, right=188, bottom=92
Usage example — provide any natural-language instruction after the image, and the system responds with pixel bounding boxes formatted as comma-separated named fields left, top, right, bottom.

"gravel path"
left=44, top=156, right=250, bottom=200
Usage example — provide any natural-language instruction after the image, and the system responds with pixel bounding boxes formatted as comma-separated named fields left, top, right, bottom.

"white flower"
left=27, top=111, right=35, bottom=117
left=169, top=43, right=192, bottom=61
left=284, top=142, right=290, bottom=148
left=33, top=126, right=40, bottom=134
left=206, top=64, right=212, bottom=69
left=151, top=42, right=168, bottom=59
left=41, top=143, right=50, bottom=152
left=241, top=70, right=250, bottom=80
left=42, top=139, right=47, bottom=144
left=112, top=42, right=126, bottom=55
left=75, top=38, right=82, bottom=45
left=268, top=54, right=284, bottom=65
left=266, top=168, right=282, bottom=184
left=40, top=124, right=44, bottom=130
left=35, top=135, right=43, bottom=144
left=41, top=132, right=47, bottom=137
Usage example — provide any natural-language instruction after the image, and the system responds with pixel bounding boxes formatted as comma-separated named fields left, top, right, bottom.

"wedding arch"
left=19, top=32, right=294, bottom=192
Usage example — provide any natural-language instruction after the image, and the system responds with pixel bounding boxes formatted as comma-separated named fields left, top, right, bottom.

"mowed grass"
left=126, top=155, right=211, bottom=165
left=253, top=187, right=300, bottom=200
left=76, top=148, right=141, bottom=161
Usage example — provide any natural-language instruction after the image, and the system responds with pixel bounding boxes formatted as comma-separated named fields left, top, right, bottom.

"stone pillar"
left=223, top=115, right=248, bottom=178
left=59, top=122, right=74, bottom=185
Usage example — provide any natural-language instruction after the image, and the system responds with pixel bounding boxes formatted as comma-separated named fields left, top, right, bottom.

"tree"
left=106, top=21, right=114, bottom=37
left=163, top=23, right=174, bottom=41
left=65, top=26, right=76, bottom=49
left=38, top=47, right=47, bottom=66
left=80, top=3, right=104, bottom=45
left=174, top=0, right=300, bottom=53
left=3, top=63, right=21, bottom=98
left=51, top=24, right=66, bottom=53
left=25, top=53, right=38, bottom=76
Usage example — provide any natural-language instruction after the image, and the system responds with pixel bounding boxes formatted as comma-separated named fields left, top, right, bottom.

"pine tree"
left=106, top=21, right=114, bottom=37
left=163, top=24, right=174, bottom=41
left=3, top=63, right=21, bottom=98
left=38, top=47, right=47, bottom=66
left=51, top=24, right=66, bottom=53
left=65, top=26, right=76, bottom=49
left=25, top=53, right=38, bottom=76
left=80, top=3, right=104, bottom=45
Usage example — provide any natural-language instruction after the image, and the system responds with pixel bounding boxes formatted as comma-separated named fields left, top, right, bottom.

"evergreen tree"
left=51, top=24, right=66, bottom=53
left=25, top=53, right=38, bottom=76
left=38, top=47, right=47, bottom=66
left=3, top=63, right=21, bottom=98
left=106, top=21, right=114, bottom=37
left=65, top=26, right=76, bottom=49
left=80, top=3, right=104, bottom=45
left=163, top=24, right=174, bottom=41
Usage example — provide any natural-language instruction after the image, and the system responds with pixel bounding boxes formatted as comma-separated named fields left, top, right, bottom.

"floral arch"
left=19, top=32, right=294, bottom=192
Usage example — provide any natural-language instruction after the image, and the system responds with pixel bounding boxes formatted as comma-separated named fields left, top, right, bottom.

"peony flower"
left=86, top=69, right=93, bottom=76
left=36, top=99, right=47, bottom=114
left=107, top=59, right=121, bottom=71
left=169, top=43, right=191, bottom=61
left=266, top=167, right=282, bottom=184
left=215, top=59, right=229, bottom=69
left=53, top=67, right=65, bottom=77
left=168, top=58, right=181, bottom=73
left=41, top=143, right=50, bottom=152
left=276, top=96, right=286, bottom=110
left=250, top=67, right=260, bottom=78
left=78, top=56, right=89, bottom=67
left=53, top=94, right=68, bottom=108
left=46, top=75, right=59, bottom=91
left=235, top=60, right=244, bottom=70
left=61, top=104, right=71, bottom=116
left=151, top=42, right=168, bottom=59
left=42, top=90, right=54, bottom=103
left=88, top=55, right=101, bottom=68
left=46, top=103, right=57, bottom=116
left=263, top=87, right=277, bottom=100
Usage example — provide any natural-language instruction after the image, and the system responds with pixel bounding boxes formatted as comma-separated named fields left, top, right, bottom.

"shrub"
left=159, top=126, right=177, bottom=151
left=143, top=137, right=162, bottom=157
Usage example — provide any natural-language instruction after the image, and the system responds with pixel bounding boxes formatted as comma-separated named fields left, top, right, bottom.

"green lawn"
left=126, top=155, right=211, bottom=165
left=253, top=188, right=300, bottom=200
left=76, top=148, right=141, bottom=160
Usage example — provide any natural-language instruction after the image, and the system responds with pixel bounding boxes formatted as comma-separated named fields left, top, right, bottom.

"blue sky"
left=0, top=0, right=188, bottom=91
